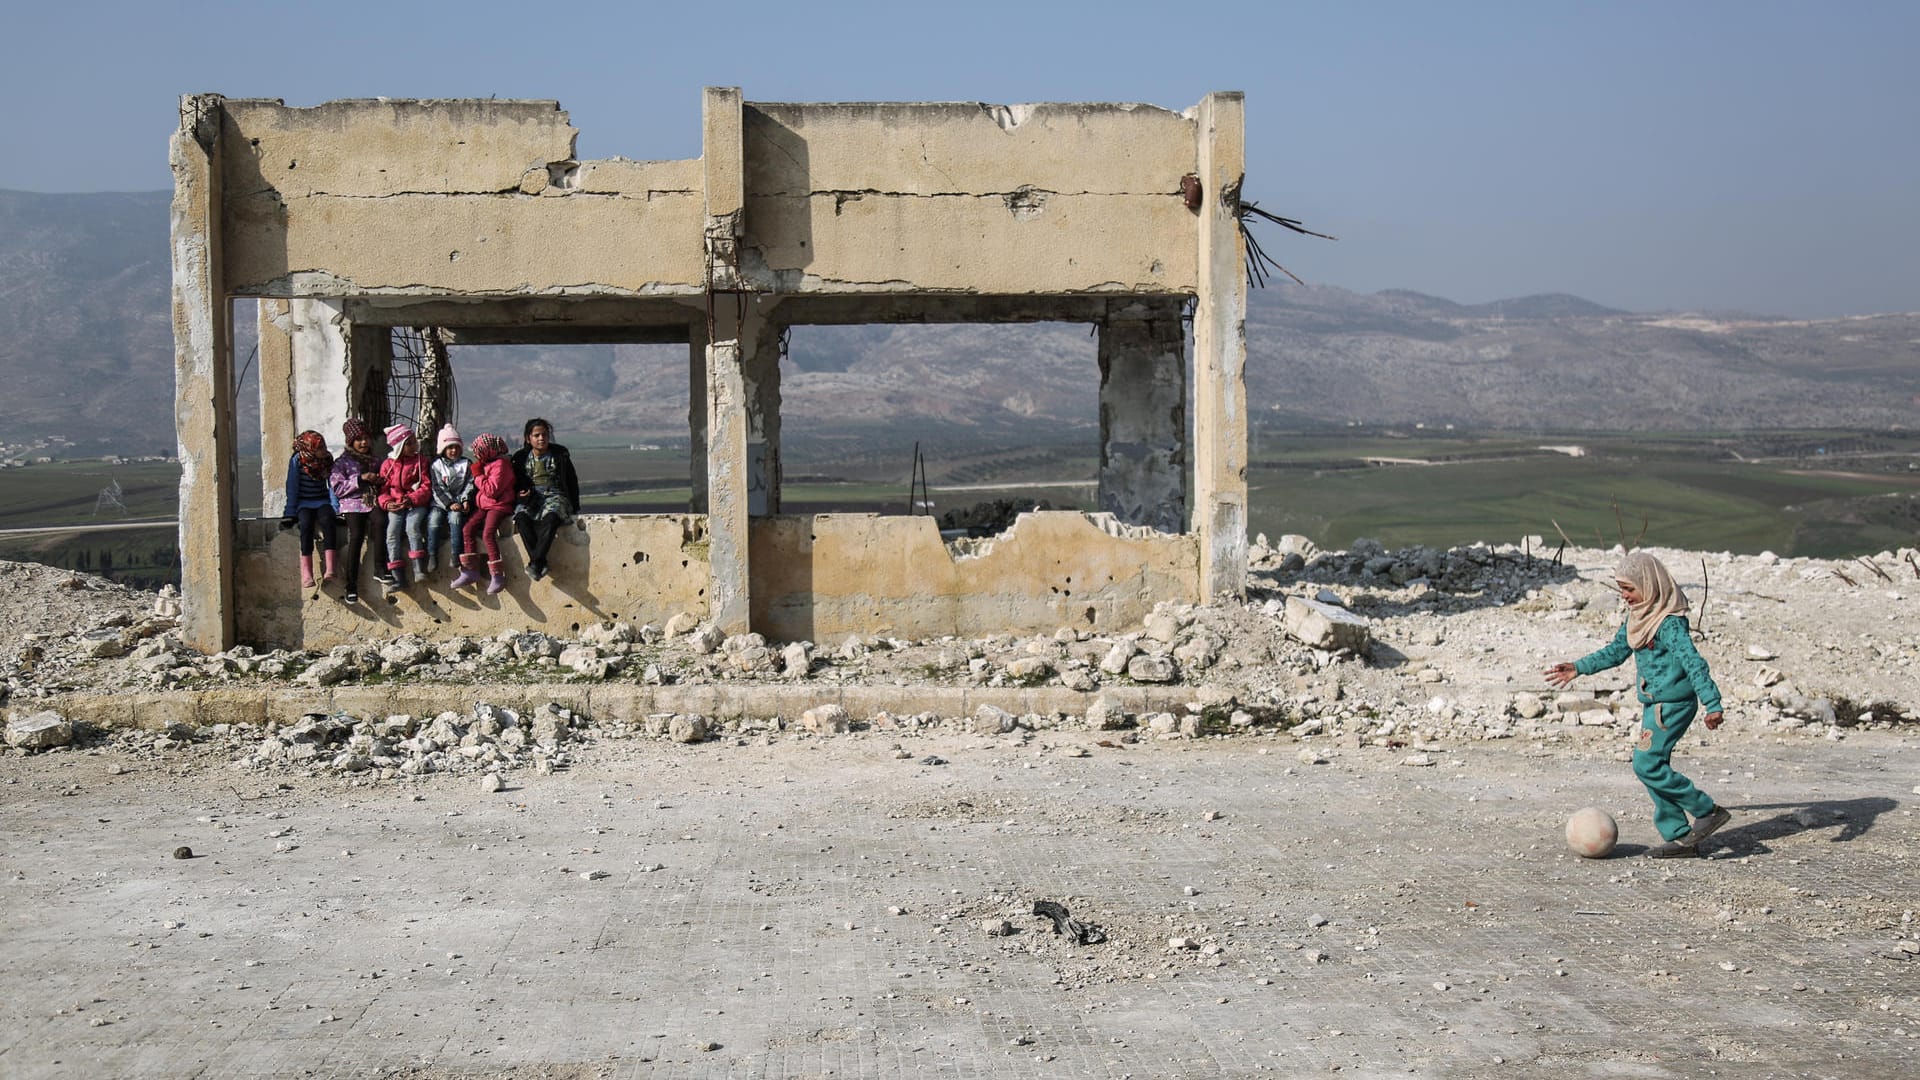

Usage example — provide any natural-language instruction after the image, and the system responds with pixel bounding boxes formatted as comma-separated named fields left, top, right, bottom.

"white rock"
left=480, top=772, right=503, bottom=793
left=1100, top=639, right=1138, bottom=675
left=781, top=642, right=813, bottom=677
left=1127, top=654, right=1178, bottom=683
left=1005, top=656, right=1053, bottom=681
left=5, top=711, right=72, bottom=750
left=1143, top=611, right=1183, bottom=644
left=1296, top=747, right=1327, bottom=765
left=668, top=715, right=709, bottom=744
left=690, top=625, right=725, bottom=655
left=801, top=704, right=851, bottom=734
left=1086, top=697, right=1127, bottom=730
left=1284, top=597, right=1371, bottom=653
left=972, top=704, right=1016, bottom=735
left=1746, top=645, right=1777, bottom=661
left=662, top=612, right=700, bottom=637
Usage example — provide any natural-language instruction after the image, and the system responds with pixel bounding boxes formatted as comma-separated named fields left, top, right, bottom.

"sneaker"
left=529, top=561, right=548, bottom=582
left=343, top=588, right=359, bottom=604
left=1647, top=838, right=1701, bottom=859
left=1689, top=806, right=1732, bottom=846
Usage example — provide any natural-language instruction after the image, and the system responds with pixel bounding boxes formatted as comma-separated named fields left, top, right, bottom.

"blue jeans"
left=385, top=505, right=430, bottom=566
left=428, top=506, right=466, bottom=562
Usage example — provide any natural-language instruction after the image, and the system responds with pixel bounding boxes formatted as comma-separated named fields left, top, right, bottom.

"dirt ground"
left=2, top=540, right=1918, bottom=1077
left=3, top=723, right=1917, bottom=1079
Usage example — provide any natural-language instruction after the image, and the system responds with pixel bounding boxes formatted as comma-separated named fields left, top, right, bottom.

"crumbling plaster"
left=740, top=102, right=1197, bottom=293
left=234, top=515, right=710, bottom=650
left=748, top=511, right=1199, bottom=643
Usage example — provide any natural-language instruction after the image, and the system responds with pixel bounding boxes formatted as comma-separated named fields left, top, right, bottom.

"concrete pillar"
left=171, top=94, right=236, bottom=652
left=744, top=322, right=783, bottom=516
left=702, top=85, right=752, bottom=634
left=688, top=318, right=708, bottom=514
left=1191, top=91, right=1249, bottom=600
left=704, top=304, right=761, bottom=634
left=1097, top=300, right=1186, bottom=533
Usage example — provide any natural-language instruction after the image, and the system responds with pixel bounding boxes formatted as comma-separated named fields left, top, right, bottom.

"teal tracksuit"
left=1575, top=614, right=1722, bottom=841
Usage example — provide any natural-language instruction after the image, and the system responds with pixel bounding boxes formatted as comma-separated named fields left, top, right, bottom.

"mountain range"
left=3, top=189, right=1915, bottom=457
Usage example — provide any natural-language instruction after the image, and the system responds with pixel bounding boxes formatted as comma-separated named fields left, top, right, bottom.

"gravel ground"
left=2, top=539, right=1917, bottom=1077
left=2, top=724, right=1917, bottom=1079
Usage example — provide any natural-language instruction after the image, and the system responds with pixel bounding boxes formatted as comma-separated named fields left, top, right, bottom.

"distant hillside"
left=1, top=189, right=1916, bottom=456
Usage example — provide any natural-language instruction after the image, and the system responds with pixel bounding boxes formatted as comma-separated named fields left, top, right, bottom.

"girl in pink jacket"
left=452, top=434, right=517, bottom=595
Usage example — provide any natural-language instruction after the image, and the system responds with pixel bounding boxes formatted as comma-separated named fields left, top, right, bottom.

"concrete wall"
left=234, top=515, right=710, bottom=650
left=218, top=99, right=705, bottom=297
left=741, top=102, right=1197, bottom=294
left=748, top=511, right=1199, bottom=642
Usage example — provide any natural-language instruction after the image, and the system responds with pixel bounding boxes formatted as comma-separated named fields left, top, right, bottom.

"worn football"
left=1566, top=807, right=1618, bottom=858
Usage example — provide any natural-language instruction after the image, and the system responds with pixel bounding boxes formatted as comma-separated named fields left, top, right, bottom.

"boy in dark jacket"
left=510, top=417, right=580, bottom=581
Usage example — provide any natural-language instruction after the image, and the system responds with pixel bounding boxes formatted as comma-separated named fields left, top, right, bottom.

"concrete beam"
left=172, top=94, right=237, bottom=652
left=1097, top=300, right=1186, bottom=533
left=1191, top=92, right=1248, bottom=600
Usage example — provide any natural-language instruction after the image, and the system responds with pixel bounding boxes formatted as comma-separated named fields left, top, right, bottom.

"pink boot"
left=299, top=554, right=315, bottom=589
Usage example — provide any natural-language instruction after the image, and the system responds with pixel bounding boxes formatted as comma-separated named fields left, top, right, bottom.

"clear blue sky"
left=5, top=0, right=1915, bottom=317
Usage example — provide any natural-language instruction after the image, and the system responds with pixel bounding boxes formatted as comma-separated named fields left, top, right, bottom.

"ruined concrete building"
left=171, top=89, right=1248, bottom=653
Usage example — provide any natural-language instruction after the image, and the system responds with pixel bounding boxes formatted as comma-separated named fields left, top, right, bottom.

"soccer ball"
left=1566, top=807, right=1618, bottom=859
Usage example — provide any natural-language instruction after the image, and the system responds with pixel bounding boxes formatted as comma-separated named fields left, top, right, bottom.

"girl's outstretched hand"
left=1544, top=662, right=1577, bottom=688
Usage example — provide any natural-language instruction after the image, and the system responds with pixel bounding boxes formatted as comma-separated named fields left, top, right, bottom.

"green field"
left=2, top=429, right=1914, bottom=587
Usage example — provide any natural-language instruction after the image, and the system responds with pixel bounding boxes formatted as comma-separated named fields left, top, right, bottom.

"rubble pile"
left=3, top=536, right=1916, bottom=769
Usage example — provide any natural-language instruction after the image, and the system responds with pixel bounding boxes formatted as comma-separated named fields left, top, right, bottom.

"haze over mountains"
left=3, top=189, right=1916, bottom=456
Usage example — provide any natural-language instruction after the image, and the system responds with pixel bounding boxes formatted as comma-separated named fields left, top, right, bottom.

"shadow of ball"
left=1566, top=807, right=1618, bottom=858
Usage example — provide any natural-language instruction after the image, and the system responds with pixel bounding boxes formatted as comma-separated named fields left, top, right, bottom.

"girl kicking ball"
left=1546, top=552, right=1731, bottom=858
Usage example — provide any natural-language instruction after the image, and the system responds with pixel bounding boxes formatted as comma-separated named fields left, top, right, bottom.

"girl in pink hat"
left=426, top=424, right=475, bottom=577
left=377, top=424, right=432, bottom=594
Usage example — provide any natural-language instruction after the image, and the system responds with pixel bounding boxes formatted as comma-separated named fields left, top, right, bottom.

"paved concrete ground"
left=3, top=728, right=1917, bottom=1079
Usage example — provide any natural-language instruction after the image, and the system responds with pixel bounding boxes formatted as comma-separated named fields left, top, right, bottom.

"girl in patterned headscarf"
left=278, top=430, right=338, bottom=590
left=1546, top=552, right=1731, bottom=858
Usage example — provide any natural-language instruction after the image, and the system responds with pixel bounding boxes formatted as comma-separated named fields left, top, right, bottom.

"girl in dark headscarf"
left=1546, top=552, right=1731, bottom=858
left=279, top=430, right=338, bottom=591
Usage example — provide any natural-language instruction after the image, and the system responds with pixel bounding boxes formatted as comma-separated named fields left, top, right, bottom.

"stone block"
left=1126, top=654, right=1177, bottom=683
left=801, top=704, right=851, bottom=734
left=6, top=711, right=72, bottom=749
left=972, top=704, right=1016, bottom=735
left=1283, top=597, right=1371, bottom=653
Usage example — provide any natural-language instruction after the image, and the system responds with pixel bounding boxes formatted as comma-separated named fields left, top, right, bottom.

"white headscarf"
left=1617, top=551, right=1689, bottom=649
